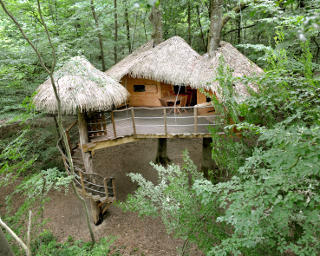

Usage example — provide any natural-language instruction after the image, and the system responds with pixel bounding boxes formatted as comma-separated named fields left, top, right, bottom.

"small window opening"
left=134, top=85, right=146, bottom=92
left=206, top=96, right=211, bottom=102
left=173, top=85, right=186, bottom=94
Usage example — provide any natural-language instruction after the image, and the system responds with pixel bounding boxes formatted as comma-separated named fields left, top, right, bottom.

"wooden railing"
left=87, top=104, right=223, bottom=141
left=57, top=142, right=116, bottom=203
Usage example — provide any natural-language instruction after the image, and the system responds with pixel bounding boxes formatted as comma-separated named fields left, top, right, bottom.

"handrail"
left=57, top=138, right=115, bottom=200
left=87, top=105, right=222, bottom=142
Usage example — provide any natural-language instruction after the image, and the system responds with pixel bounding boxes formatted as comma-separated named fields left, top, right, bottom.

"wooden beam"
left=82, top=136, right=140, bottom=152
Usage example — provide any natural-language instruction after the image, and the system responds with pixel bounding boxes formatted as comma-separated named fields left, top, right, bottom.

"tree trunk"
left=90, top=0, right=106, bottom=71
left=114, top=0, right=118, bottom=63
left=149, top=2, right=163, bottom=46
left=0, top=228, right=14, bottom=256
left=124, top=0, right=131, bottom=53
left=236, top=16, right=241, bottom=44
left=298, top=0, right=305, bottom=8
left=187, top=0, right=191, bottom=45
left=208, top=0, right=223, bottom=57
left=196, top=5, right=206, bottom=51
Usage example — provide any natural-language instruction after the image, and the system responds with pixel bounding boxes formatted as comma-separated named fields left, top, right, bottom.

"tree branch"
left=223, top=23, right=257, bottom=36
left=0, top=217, right=31, bottom=256
left=222, top=2, right=249, bottom=29
left=0, top=0, right=51, bottom=74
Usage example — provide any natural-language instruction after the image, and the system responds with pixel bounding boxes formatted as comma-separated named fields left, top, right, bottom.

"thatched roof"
left=106, top=36, right=262, bottom=100
left=189, top=41, right=263, bottom=99
left=106, top=36, right=201, bottom=86
left=33, top=56, right=129, bottom=115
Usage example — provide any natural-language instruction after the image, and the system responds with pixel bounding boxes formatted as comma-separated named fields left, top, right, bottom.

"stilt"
left=90, top=199, right=101, bottom=225
left=78, top=112, right=101, bottom=224
left=201, top=137, right=215, bottom=178
left=155, top=138, right=170, bottom=165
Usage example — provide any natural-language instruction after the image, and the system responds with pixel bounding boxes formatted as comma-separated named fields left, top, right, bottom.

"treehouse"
left=32, top=38, right=262, bottom=223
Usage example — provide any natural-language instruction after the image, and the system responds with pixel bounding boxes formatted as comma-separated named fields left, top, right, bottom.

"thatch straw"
left=33, top=56, right=129, bottom=115
left=106, top=36, right=201, bottom=86
left=189, top=41, right=263, bottom=100
left=106, top=36, right=262, bottom=101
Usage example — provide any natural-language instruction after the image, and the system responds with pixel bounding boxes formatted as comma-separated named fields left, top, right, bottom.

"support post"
left=131, top=108, right=136, bottom=135
left=112, top=178, right=116, bottom=200
left=163, top=108, right=167, bottom=136
left=78, top=111, right=100, bottom=224
left=155, top=138, right=170, bottom=165
left=78, top=112, right=93, bottom=173
left=194, top=107, right=198, bottom=133
left=111, top=111, right=117, bottom=138
left=201, top=137, right=216, bottom=179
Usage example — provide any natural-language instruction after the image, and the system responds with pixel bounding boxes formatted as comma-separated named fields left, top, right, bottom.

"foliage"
left=31, top=230, right=116, bottom=256
left=122, top=38, right=320, bottom=255
left=121, top=151, right=229, bottom=254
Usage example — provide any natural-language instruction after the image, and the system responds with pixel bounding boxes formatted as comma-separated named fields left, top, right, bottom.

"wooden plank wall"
left=122, top=75, right=173, bottom=107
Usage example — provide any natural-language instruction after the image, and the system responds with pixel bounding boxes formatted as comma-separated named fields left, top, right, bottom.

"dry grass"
left=33, top=56, right=129, bottom=115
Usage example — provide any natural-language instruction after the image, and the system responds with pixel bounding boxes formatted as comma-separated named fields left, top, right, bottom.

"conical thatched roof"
left=189, top=41, right=263, bottom=99
left=106, top=36, right=201, bottom=86
left=33, top=56, right=129, bottom=115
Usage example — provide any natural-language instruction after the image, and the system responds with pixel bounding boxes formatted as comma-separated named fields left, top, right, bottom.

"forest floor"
left=0, top=138, right=205, bottom=256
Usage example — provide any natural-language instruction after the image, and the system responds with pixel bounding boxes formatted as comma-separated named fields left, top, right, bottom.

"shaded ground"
left=1, top=138, right=205, bottom=255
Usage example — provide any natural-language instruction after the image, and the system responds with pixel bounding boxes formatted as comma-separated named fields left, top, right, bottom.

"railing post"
left=111, top=111, right=117, bottom=138
left=102, top=113, right=107, bottom=136
left=194, top=106, right=198, bottom=133
left=163, top=108, right=167, bottom=136
left=79, top=171, right=86, bottom=196
left=103, top=178, right=109, bottom=197
left=131, top=108, right=136, bottom=135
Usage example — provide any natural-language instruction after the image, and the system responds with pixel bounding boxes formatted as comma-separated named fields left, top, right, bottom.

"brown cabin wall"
left=122, top=76, right=174, bottom=107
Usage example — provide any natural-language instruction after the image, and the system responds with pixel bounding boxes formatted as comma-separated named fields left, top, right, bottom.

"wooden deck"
left=83, top=106, right=223, bottom=152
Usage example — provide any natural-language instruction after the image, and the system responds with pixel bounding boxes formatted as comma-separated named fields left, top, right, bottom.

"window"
left=173, top=85, right=186, bottom=94
left=133, top=85, right=146, bottom=92
left=206, top=96, right=211, bottom=102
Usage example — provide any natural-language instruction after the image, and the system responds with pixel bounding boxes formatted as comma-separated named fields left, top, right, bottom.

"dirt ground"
left=1, top=138, right=205, bottom=256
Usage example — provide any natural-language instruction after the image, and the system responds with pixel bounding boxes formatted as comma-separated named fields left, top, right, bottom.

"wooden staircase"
left=58, top=138, right=116, bottom=224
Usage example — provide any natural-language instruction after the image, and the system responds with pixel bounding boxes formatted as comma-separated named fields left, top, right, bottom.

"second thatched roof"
left=33, top=56, right=129, bottom=115
left=106, top=36, right=263, bottom=100
left=189, top=41, right=263, bottom=99
left=106, top=36, right=201, bottom=86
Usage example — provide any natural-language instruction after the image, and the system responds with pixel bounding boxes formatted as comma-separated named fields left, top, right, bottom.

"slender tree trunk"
left=90, top=0, right=106, bottom=71
left=298, top=0, right=305, bottom=8
left=208, top=0, right=223, bottom=57
left=187, top=0, right=191, bottom=45
left=0, top=228, right=14, bottom=256
left=196, top=5, right=206, bottom=50
left=0, top=0, right=96, bottom=245
left=114, top=0, right=118, bottom=63
left=124, top=0, right=131, bottom=53
left=149, top=2, right=163, bottom=46
left=236, top=16, right=241, bottom=44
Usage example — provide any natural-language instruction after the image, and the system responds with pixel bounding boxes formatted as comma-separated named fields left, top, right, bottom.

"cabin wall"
left=197, top=89, right=215, bottom=115
left=123, top=76, right=173, bottom=107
